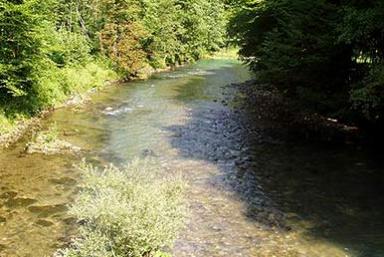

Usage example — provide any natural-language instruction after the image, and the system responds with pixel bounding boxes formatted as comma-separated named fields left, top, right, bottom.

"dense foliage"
left=229, top=0, right=384, bottom=126
left=0, top=0, right=227, bottom=126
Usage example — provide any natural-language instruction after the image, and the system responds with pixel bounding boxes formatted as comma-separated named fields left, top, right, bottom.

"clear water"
left=0, top=59, right=383, bottom=257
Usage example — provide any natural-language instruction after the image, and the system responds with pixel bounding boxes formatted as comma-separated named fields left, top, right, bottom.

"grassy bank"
left=0, top=58, right=118, bottom=147
left=55, top=159, right=186, bottom=257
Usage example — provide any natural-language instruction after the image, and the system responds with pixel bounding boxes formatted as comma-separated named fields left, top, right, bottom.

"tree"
left=229, top=0, right=384, bottom=126
left=0, top=0, right=56, bottom=113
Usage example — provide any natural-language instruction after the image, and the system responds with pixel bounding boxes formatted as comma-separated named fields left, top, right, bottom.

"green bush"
left=351, top=65, right=384, bottom=122
left=57, top=59, right=118, bottom=96
left=33, top=58, right=117, bottom=107
left=47, top=29, right=91, bottom=66
left=56, top=158, right=187, bottom=257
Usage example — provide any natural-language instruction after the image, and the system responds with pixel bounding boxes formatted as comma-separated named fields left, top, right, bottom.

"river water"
left=0, top=59, right=383, bottom=257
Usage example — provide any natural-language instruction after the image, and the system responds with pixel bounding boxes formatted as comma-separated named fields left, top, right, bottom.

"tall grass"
left=56, top=159, right=186, bottom=257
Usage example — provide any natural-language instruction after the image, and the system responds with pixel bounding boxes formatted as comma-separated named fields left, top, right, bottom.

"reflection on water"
left=0, top=59, right=383, bottom=257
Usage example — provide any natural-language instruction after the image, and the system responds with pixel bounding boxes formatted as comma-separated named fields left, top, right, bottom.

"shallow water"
left=0, top=59, right=383, bottom=257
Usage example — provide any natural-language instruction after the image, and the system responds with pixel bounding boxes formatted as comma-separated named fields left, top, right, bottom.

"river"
left=0, top=58, right=383, bottom=257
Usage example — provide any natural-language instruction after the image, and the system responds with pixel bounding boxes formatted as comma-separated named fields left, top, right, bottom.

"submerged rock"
left=26, top=139, right=80, bottom=155
left=5, top=197, right=37, bottom=208
left=0, top=191, right=18, bottom=200
left=141, top=149, right=157, bottom=157
left=49, top=177, right=77, bottom=186
left=102, top=106, right=133, bottom=116
left=35, top=219, right=55, bottom=227
left=65, top=95, right=89, bottom=106
left=25, top=128, right=81, bottom=155
left=28, top=204, right=67, bottom=218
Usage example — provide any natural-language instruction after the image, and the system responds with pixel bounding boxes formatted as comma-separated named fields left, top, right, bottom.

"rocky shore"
left=0, top=116, right=45, bottom=149
left=227, top=80, right=361, bottom=144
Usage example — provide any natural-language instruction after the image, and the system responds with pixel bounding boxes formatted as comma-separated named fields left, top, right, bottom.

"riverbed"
left=0, top=59, right=383, bottom=257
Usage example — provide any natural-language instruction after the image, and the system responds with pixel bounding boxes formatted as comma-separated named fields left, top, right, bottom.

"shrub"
left=47, top=29, right=92, bottom=66
left=351, top=65, right=384, bottom=122
left=33, top=58, right=117, bottom=108
left=56, top=158, right=187, bottom=257
left=57, top=59, right=118, bottom=96
left=0, top=111, right=13, bottom=133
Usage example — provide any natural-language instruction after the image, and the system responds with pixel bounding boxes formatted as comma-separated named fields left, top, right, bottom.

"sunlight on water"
left=0, top=59, right=383, bottom=257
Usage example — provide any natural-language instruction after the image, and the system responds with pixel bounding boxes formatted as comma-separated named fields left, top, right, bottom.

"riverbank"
left=0, top=49, right=238, bottom=149
left=0, top=62, right=187, bottom=149
left=228, top=80, right=362, bottom=144
left=0, top=59, right=119, bottom=148
left=0, top=66, right=171, bottom=149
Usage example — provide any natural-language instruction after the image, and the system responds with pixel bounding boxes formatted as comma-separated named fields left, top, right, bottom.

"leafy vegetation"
left=0, top=0, right=227, bottom=135
left=56, top=159, right=186, bottom=257
left=229, top=0, right=384, bottom=128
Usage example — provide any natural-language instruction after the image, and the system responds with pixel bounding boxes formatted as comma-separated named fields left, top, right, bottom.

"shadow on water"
left=166, top=64, right=384, bottom=256
left=249, top=143, right=384, bottom=256
left=1, top=58, right=383, bottom=257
